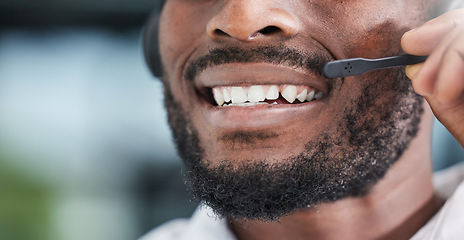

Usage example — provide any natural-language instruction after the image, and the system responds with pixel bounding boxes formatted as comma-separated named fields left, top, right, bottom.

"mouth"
left=195, top=63, right=329, bottom=106
left=191, top=63, right=332, bottom=128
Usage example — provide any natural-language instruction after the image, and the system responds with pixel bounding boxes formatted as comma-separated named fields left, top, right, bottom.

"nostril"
left=258, top=26, right=281, bottom=35
left=214, top=29, right=230, bottom=37
left=249, top=26, right=282, bottom=39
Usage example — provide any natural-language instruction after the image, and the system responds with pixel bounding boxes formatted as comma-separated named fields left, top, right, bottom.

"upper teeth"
left=231, top=87, right=248, bottom=103
left=212, top=85, right=323, bottom=107
left=265, top=85, right=279, bottom=100
left=248, top=85, right=266, bottom=103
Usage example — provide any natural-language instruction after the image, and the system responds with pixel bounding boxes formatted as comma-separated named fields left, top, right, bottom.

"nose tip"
left=206, top=2, right=299, bottom=42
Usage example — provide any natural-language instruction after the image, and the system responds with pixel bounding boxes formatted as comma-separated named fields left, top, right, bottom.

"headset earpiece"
left=143, top=11, right=162, bottom=78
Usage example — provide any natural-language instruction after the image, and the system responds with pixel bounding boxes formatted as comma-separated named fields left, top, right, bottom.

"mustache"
left=184, top=46, right=333, bottom=82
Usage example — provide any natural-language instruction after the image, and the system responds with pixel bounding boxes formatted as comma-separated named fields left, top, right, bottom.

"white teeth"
left=212, top=85, right=323, bottom=107
left=296, top=89, right=308, bottom=102
left=248, top=85, right=265, bottom=103
left=223, top=88, right=231, bottom=102
left=282, top=85, right=297, bottom=103
left=306, top=90, right=315, bottom=101
left=213, top=88, right=225, bottom=106
left=231, top=87, right=247, bottom=104
left=265, top=85, right=279, bottom=100
left=226, top=102, right=269, bottom=107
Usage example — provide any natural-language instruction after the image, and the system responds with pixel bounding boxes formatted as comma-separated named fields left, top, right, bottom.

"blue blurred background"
left=0, top=1, right=463, bottom=240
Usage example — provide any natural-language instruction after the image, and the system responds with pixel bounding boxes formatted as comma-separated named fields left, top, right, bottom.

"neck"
left=231, top=105, right=442, bottom=240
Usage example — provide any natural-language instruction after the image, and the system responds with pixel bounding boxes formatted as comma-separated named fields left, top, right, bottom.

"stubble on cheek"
left=345, top=21, right=410, bottom=58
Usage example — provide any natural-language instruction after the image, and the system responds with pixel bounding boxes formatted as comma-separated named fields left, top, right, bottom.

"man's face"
left=158, top=0, right=429, bottom=220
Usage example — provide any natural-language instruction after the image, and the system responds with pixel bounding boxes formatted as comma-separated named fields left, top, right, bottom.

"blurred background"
left=0, top=1, right=463, bottom=240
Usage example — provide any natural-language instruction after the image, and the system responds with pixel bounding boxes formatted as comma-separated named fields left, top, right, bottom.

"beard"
left=163, top=46, right=424, bottom=221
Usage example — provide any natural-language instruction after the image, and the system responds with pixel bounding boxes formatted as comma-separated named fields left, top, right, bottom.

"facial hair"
left=163, top=46, right=424, bottom=221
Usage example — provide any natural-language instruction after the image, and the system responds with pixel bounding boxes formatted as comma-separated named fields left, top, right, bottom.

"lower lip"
left=199, top=96, right=324, bottom=129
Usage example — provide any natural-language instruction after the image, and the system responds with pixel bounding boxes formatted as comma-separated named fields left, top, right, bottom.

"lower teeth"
left=224, top=102, right=270, bottom=107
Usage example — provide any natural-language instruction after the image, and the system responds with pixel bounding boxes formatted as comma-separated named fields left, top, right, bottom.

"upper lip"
left=193, top=63, right=330, bottom=94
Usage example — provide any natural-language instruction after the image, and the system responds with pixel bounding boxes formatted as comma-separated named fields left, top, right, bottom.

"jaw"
left=168, top=62, right=422, bottom=167
left=164, top=58, right=426, bottom=221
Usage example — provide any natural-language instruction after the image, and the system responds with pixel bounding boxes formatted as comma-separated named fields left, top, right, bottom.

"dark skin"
left=158, top=0, right=464, bottom=239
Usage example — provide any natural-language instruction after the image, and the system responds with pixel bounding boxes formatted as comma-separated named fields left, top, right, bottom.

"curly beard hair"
left=163, top=47, right=424, bottom=221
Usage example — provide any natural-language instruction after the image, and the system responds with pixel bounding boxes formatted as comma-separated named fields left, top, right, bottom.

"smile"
left=192, top=63, right=331, bottom=128
left=212, top=85, right=324, bottom=107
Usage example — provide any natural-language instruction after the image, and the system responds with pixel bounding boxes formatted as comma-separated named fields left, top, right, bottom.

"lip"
left=194, top=63, right=329, bottom=93
left=192, top=63, right=330, bottom=129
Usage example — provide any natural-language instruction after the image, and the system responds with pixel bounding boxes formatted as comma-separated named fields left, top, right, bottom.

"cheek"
left=159, top=7, right=189, bottom=78
left=159, top=2, right=209, bottom=81
left=350, top=22, right=405, bottom=58
left=340, top=18, right=406, bottom=58
left=312, top=0, right=425, bottom=58
left=349, top=7, right=428, bottom=58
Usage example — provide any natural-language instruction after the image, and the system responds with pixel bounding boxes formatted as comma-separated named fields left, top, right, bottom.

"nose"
left=206, top=0, right=299, bottom=42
